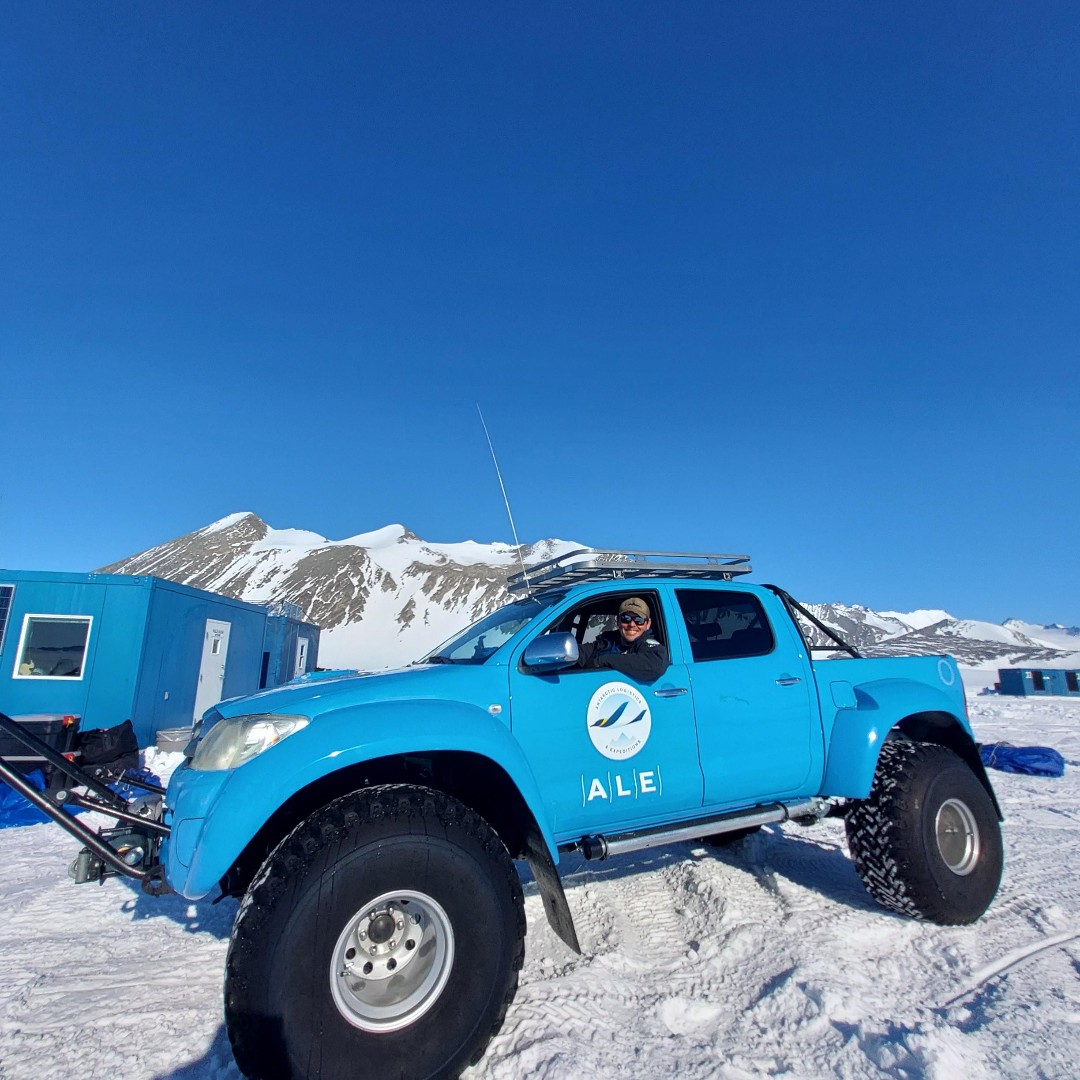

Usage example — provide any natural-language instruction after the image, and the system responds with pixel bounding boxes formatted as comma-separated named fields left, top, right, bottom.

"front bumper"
left=162, top=762, right=239, bottom=900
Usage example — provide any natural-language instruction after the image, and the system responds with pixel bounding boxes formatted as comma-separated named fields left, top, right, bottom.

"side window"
left=545, top=591, right=665, bottom=648
left=549, top=601, right=616, bottom=647
left=13, top=615, right=93, bottom=679
left=676, top=590, right=774, bottom=662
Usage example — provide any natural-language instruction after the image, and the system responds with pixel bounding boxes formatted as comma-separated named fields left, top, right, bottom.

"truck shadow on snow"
left=112, top=876, right=240, bottom=939
left=153, top=1024, right=242, bottom=1079
left=544, top=825, right=890, bottom=920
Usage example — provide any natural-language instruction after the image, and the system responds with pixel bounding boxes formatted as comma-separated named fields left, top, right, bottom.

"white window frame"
left=12, top=613, right=94, bottom=681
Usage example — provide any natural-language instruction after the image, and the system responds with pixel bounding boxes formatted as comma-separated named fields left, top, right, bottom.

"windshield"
left=421, top=592, right=566, bottom=665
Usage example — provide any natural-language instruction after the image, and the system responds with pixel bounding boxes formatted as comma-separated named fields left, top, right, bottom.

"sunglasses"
left=618, top=613, right=647, bottom=626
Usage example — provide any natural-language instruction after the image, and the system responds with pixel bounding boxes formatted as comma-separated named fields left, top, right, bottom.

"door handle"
left=775, top=676, right=802, bottom=686
left=654, top=687, right=689, bottom=697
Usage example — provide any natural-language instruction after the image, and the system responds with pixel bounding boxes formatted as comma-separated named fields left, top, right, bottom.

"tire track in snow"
left=936, top=930, right=1080, bottom=1009
left=483, top=839, right=846, bottom=1080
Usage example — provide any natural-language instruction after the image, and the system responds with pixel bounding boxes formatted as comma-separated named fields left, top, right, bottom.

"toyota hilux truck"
left=0, top=549, right=1003, bottom=1080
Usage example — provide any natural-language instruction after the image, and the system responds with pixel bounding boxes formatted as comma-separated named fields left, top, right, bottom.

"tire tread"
left=845, top=739, right=1001, bottom=925
left=226, top=784, right=525, bottom=1080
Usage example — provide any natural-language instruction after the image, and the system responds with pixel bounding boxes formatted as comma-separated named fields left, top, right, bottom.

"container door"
left=193, top=619, right=231, bottom=721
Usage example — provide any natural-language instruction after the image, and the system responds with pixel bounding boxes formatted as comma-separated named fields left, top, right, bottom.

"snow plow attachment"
left=0, top=711, right=170, bottom=894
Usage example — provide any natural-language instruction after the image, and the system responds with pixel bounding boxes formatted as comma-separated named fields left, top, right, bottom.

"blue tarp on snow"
left=0, top=769, right=70, bottom=828
left=0, top=767, right=161, bottom=829
left=979, top=743, right=1066, bottom=778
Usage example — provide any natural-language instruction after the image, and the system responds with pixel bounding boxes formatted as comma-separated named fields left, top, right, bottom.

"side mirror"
left=522, top=632, right=580, bottom=672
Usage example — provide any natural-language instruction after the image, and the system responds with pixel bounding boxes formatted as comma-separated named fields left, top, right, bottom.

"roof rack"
left=507, top=548, right=752, bottom=594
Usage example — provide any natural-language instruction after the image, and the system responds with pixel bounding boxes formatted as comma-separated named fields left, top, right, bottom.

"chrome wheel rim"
left=330, top=889, right=454, bottom=1033
left=935, top=798, right=981, bottom=876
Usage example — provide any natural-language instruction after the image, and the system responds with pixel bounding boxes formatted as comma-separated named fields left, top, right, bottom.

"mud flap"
left=524, top=830, right=581, bottom=954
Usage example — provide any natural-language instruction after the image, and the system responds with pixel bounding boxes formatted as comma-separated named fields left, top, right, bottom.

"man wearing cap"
left=577, top=597, right=669, bottom=681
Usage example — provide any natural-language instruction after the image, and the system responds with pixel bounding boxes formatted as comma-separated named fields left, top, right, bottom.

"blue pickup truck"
left=1, top=549, right=1004, bottom=1080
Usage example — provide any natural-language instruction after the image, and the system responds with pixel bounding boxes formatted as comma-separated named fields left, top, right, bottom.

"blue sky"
left=3, top=2, right=1077, bottom=626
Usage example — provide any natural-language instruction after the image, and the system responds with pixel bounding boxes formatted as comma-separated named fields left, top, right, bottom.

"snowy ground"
left=1, top=690, right=1078, bottom=1079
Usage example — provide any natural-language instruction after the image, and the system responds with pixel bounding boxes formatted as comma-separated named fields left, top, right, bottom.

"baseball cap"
left=619, top=597, right=650, bottom=620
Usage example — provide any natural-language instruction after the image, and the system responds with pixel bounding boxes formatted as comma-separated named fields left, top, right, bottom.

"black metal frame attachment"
left=0, top=711, right=171, bottom=893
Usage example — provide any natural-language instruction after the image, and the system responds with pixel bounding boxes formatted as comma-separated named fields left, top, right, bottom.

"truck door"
left=674, top=588, right=818, bottom=809
left=509, top=588, right=703, bottom=840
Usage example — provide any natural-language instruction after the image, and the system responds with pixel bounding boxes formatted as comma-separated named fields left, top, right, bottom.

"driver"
left=577, top=597, right=668, bottom=682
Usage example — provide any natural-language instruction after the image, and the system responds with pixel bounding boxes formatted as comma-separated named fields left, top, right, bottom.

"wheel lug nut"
left=359, top=931, right=367, bottom=940
left=396, top=918, right=404, bottom=929
left=369, top=946, right=378, bottom=955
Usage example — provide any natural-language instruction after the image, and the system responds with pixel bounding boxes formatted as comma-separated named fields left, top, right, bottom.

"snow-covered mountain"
left=98, top=513, right=579, bottom=668
left=1002, top=618, right=1080, bottom=652
left=99, top=514, right=1080, bottom=673
left=798, top=606, right=1075, bottom=668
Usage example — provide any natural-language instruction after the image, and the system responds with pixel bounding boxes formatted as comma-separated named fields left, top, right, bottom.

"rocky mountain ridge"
left=798, top=607, right=1069, bottom=667
left=99, top=514, right=1079, bottom=671
left=98, top=513, right=578, bottom=667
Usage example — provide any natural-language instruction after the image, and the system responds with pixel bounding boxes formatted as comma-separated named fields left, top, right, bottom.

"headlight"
left=189, top=713, right=309, bottom=772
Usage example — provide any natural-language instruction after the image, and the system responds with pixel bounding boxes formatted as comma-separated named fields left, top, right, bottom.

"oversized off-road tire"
left=845, top=740, right=1002, bottom=925
left=225, top=785, right=526, bottom=1080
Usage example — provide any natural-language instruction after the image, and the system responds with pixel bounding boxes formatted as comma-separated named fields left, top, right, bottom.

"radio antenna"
left=477, top=403, right=531, bottom=593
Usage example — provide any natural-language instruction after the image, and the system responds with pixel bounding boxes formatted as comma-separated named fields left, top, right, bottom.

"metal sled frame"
left=0, top=711, right=171, bottom=893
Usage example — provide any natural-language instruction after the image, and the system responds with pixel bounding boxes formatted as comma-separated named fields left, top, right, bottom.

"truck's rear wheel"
left=845, top=740, right=1002, bottom=925
left=225, top=785, right=525, bottom=1080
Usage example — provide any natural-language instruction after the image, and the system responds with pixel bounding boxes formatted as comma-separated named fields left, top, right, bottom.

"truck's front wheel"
left=845, top=740, right=1002, bottom=925
left=225, top=785, right=525, bottom=1080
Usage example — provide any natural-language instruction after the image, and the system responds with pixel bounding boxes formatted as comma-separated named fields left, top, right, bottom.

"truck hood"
left=208, top=662, right=505, bottom=724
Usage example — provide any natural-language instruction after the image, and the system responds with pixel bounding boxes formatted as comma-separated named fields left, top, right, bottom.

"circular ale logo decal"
left=586, top=682, right=652, bottom=760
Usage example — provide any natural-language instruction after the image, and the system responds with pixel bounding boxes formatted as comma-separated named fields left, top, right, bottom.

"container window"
left=1067, top=672, right=1079, bottom=693
left=0, top=585, right=13, bottom=655
left=1031, top=670, right=1045, bottom=691
left=13, top=615, right=92, bottom=679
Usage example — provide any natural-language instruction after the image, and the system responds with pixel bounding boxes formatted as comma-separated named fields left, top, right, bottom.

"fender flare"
left=822, top=678, right=990, bottom=804
left=177, top=699, right=559, bottom=899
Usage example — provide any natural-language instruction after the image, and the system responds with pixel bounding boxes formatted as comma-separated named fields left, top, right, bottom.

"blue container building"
left=0, top=570, right=320, bottom=746
left=997, top=667, right=1080, bottom=698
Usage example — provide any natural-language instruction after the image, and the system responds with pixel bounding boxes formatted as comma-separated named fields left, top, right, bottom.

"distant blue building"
left=997, top=667, right=1080, bottom=698
left=0, top=570, right=320, bottom=745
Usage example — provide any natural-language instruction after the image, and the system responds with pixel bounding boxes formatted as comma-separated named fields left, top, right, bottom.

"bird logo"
left=586, top=683, right=652, bottom=760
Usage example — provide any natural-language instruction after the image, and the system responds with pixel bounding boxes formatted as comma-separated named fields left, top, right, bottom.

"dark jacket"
left=577, top=629, right=669, bottom=682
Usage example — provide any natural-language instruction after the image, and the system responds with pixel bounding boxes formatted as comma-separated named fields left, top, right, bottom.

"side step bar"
left=569, top=799, right=827, bottom=861
left=0, top=712, right=170, bottom=893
